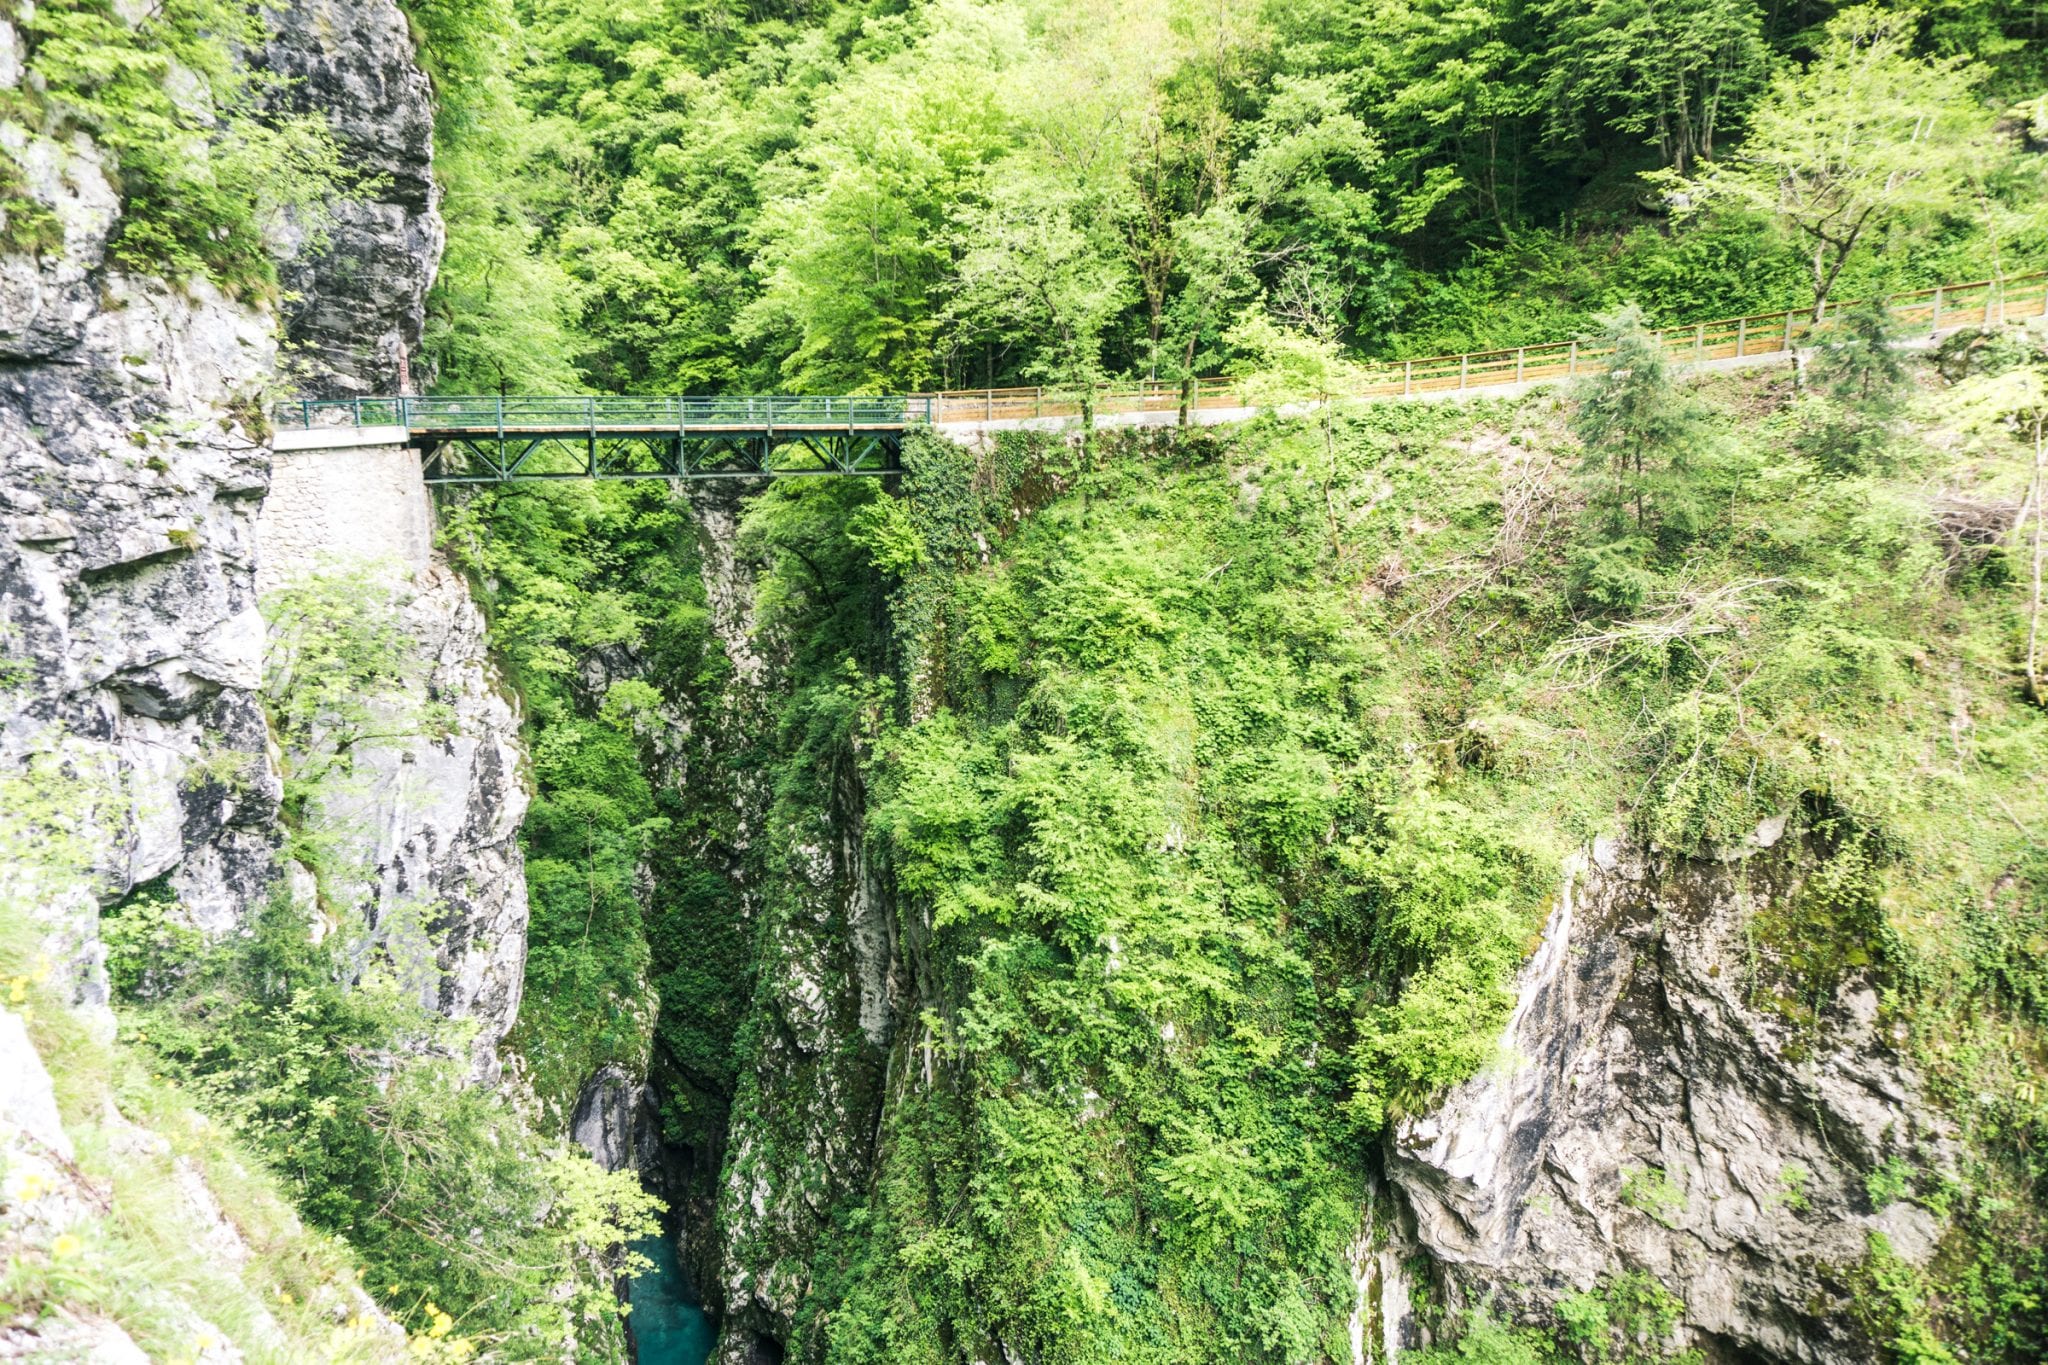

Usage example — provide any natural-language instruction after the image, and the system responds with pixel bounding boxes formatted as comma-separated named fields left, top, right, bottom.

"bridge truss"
left=416, top=426, right=903, bottom=485
left=273, top=395, right=923, bottom=485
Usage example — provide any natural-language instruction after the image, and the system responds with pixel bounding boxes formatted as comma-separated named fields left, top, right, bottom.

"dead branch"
left=1544, top=577, right=1788, bottom=688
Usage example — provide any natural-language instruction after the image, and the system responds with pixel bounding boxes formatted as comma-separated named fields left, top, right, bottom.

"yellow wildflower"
left=50, top=1233, right=82, bottom=1260
left=5, top=1170, right=49, bottom=1204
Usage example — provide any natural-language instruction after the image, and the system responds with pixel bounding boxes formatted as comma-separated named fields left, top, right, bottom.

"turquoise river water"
left=628, top=1233, right=715, bottom=1364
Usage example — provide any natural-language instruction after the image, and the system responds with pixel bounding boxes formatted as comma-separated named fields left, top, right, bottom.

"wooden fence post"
left=1932, top=285, right=1944, bottom=332
left=1459, top=354, right=1468, bottom=391
left=1404, top=360, right=1413, bottom=397
left=1782, top=312, right=1793, bottom=352
left=1694, top=323, right=1704, bottom=363
left=1736, top=318, right=1747, bottom=357
left=1515, top=347, right=1525, bottom=383
left=1568, top=340, right=1578, bottom=377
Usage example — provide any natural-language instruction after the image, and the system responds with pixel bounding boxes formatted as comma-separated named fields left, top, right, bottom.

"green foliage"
left=0, top=150, right=65, bottom=257
left=1799, top=299, right=1914, bottom=475
left=120, top=891, right=661, bottom=1360
left=1773, top=1163, right=1811, bottom=1213
left=1572, top=305, right=1717, bottom=549
left=1618, top=1167, right=1686, bottom=1227
left=410, top=0, right=2045, bottom=395
left=1556, top=1272, right=1700, bottom=1364
left=260, top=566, right=447, bottom=885
left=12, top=0, right=345, bottom=290
left=1857, top=1232, right=1963, bottom=1365
left=1657, top=6, right=1999, bottom=313
left=420, top=339, right=2048, bottom=1362
left=1745, top=831, right=1892, bottom=1045
left=1342, top=791, right=1529, bottom=1129
left=440, top=481, right=721, bottom=1113
left=1410, top=1307, right=1558, bottom=1364
left=99, top=884, right=202, bottom=1001
left=1866, top=1156, right=1916, bottom=1210
left=402, top=0, right=588, bottom=391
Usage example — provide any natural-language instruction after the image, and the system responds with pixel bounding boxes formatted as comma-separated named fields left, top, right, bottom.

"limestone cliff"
left=0, top=28, right=281, bottom=995
left=0, top=0, right=521, bottom=1072
left=257, top=443, right=531, bottom=1078
left=1387, top=830, right=1949, bottom=1363
left=262, top=0, right=444, bottom=396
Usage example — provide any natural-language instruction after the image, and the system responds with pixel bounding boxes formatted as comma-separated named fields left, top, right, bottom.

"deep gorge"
left=4, top=1, right=2048, bottom=1363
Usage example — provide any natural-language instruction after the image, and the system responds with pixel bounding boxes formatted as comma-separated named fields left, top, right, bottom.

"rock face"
left=572, top=1065, right=664, bottom=1174
left=257, top=443, right=532, bottom=1078
left=0, top=74, right=281, bottom=995
left=261, top=0, right=443, bottom=396
left=1386, top=833, right=1949, bottom=1363
left=285, top=556, right=532, bottom=1079
left=2, top=0, right=521, bottom=1079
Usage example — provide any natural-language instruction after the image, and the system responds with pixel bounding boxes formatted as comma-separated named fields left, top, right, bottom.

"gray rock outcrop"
left=572, top=1064, right=663, bottom=1174
left=0, top=98, right=281, bottom=997
left=260, top=0, right=443, bottom=396
left=1387, top=832, right=1949, bottom=1363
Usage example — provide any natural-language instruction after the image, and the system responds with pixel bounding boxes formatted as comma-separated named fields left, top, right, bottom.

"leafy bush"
left=122, top=890, right=661, bottom=1359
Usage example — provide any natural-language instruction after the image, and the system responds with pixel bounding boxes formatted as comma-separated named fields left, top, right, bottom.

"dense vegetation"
left=448, top=315, right=2048, bottom=1361
left=405, top=0, right=2047, bottom=397
left=399, top=1, right=2048, bottom=1360
left=8, top=0, right=2048, bottom=1361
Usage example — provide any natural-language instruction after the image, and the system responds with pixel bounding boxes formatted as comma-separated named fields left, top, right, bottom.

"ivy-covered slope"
left=715, top=341, right=2044, bottom=1362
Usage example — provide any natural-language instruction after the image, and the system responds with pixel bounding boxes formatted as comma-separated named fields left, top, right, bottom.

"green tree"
left=951, top=182, right=1131, bottom=456
left=1660, top=6, right=1993, bottom=316
left=1947, top=354, right=2048, bottom=705
left=1574, top=304, right=1715, bottom=542
left=1227, top=300, right=1366, bottom=553
left=1535, top=0, right=1766, bottom=174
left=738, top=0, right=1024, bottom=392
left=1798, top=297, right=1912, bottom=473
left=407, top=0, right=588, bottom=392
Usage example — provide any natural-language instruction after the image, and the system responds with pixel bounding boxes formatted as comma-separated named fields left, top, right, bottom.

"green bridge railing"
left=273, top=393, right=933, bottom=432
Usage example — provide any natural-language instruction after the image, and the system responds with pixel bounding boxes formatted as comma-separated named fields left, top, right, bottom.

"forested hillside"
left=405, top=0, right=2046, bottom=396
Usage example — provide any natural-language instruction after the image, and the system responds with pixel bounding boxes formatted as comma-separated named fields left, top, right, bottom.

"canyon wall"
left=1386, top=832, right=1948, bottom=1363
left=0, top=0, right=523, bottom=1071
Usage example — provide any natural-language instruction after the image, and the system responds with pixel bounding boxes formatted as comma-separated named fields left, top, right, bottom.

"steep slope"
left=0, top=4, right=650, bottom=1358
left=618, top=349, right=2048, bottom=1364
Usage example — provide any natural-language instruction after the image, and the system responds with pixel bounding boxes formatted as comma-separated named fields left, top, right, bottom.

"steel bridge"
left=272, top=395, right=931, bottom=485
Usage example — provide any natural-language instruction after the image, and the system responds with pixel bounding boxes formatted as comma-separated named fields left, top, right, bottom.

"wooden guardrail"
left=921, top=271, right=2048, bottom=424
